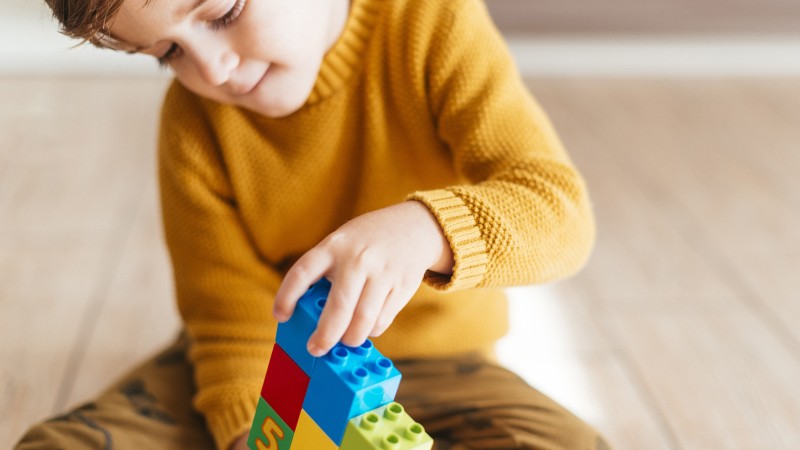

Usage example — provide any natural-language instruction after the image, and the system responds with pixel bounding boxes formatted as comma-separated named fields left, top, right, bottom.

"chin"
left=251, top=100, right=303, bottom=118
left=247, top=64, right=319, bottom=118
left=249, top=94, right=308, bottom=118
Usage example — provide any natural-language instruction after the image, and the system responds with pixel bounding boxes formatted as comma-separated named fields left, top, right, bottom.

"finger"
left=370, top=283, right=415, bottom=337
left=273, top=248, right=331, bottom=323
left=341, top=278, right=390, bottom=347
left=307, top=273, right=366, bottom=356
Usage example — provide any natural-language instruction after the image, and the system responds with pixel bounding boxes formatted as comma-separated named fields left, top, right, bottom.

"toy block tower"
left=248, top=279, right=433, bottom=450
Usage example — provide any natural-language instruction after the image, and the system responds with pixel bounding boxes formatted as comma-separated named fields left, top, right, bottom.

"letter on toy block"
left=302, top=340, right=402, bottom=445
left=275, top=279, right=330, bottom=375
left=289, top=409, right=338, bottom=450
left=261, top=343, right=310, bottom=431
left=340, top=402, right=433, bottom=450
left=248, top=397, right=294, bottom=450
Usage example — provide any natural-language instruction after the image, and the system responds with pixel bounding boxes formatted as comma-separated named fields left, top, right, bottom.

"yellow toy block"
left=290, top=409, right=338, bottom=450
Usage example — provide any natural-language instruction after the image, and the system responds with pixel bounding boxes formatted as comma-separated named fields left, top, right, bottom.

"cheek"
left=239, top=1, right=326, bottom=62
left=173, top=69, right=229, bottom=103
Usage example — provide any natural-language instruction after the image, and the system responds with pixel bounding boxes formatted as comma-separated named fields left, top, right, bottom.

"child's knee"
left=551, top=414, right=612, bottom=450
left=16, top=405, right=112, bottom=449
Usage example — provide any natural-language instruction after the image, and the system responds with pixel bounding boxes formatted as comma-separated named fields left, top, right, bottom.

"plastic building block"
left=251, top=277, right=432, bottom=448
left=302, top=340, right=402, bottom=445
left=248, top=397, right=294, bottom=450
left=340, top=402, right=433, bottom=450
left=275, top=279, right=331, bottom=375
left=289, top=409, right=338, bottom=450
left=260, top=343, right=310, bottom=430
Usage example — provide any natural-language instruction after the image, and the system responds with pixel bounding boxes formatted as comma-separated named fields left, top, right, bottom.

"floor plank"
left=0, top=78, right=169, bottom=237
left=0, top=239, right=110, bottom=448
left=0, top=77, right=170, bottom=448
left=528, top=78, right=800, bottom=450
left=544, top=79, right=800, bottom=347
left=63, top=182, right=181, bottom=410
left=604, top=311, right=800, bottom=450
left=530, top=81, right=741, bottom=311
left=498, top=285, right=678, bottom=449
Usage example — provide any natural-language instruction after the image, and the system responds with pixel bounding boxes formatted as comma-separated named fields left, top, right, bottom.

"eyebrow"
left=163, top=0, right=210, bottom=18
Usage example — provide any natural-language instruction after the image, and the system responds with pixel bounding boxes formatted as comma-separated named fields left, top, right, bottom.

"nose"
left=185, top=39, right=239, bottom=87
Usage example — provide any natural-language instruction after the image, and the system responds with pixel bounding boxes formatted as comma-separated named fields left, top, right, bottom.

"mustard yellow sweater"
left=158, top=0, right=595, bottom=447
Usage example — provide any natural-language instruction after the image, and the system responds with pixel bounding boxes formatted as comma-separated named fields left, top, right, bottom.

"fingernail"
left=273, top=310, right=287, bottom=322
left=307, top=343, right=320, bottom=357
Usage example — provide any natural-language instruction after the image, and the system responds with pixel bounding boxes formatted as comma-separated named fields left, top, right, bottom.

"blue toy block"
left=302, top=340, right=402, bottom=445
left=275, top=278, right=331, bottom=375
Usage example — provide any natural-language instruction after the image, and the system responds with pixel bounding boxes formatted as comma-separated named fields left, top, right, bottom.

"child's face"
left=110, top=0, right=348, bottom=117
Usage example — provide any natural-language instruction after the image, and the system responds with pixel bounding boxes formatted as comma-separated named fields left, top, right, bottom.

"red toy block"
left=261, top=343, right=310, bottom=430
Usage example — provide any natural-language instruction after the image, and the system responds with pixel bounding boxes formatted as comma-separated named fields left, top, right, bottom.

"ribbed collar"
left=305, top=0, right=382, bottom=105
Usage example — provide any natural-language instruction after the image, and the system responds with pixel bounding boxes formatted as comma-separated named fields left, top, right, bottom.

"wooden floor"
left=1, top=77, right=799, bottom=449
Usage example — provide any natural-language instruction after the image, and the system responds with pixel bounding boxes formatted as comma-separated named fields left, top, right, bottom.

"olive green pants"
left=16, top=334, right=611, bottom=450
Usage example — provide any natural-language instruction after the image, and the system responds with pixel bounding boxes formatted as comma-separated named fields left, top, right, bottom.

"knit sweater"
left=157, top=0, right=595, bottom=447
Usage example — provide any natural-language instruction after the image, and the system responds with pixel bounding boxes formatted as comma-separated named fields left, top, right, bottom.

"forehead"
left=109, top=0, right=207, bottom=51
left=172, top=0, right=210, bottom=18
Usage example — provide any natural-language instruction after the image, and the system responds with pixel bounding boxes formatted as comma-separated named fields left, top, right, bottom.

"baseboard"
left=506, top=34, right=800, bottom=77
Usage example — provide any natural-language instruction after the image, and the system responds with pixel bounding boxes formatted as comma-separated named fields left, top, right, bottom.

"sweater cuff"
left=205, top=390, right=258, bottom=450
left=407, top=189, right=488, bottom=291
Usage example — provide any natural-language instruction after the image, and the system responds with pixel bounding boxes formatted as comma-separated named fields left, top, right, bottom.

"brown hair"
left=44, top=0, right=127, bottom=48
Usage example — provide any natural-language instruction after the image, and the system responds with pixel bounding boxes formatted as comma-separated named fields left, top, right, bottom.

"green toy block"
left=340, top=402, right=433, bottom=450
left=248, top=397, right=294, bottom=450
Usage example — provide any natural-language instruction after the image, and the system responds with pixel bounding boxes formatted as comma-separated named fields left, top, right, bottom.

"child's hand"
left=273, top=201, right=454, bottom=357
left=229, top=433, right=248, bottom=450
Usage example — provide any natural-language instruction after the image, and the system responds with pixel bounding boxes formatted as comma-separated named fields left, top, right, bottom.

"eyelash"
left=211, top=0, right=247, bottom=31
left=157, top=0, right=247, bottom=68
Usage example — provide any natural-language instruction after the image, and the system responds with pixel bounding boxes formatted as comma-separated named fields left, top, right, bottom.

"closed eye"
left=157, top=43, right=180, bottom=68
left=211, top=0, right=247, bottom=30
left=155, top=0, right=246, bottom=68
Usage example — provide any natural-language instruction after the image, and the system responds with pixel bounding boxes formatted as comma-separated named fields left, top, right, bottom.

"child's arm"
left=229, top=434, right=248, bottom=450
left=158, top=84, right=284, bottom=450
left=273, top=200, right=453, bottom=357
left=275, top=0, right=595, bottom=359
left=410, top=0, right=596, bottom=290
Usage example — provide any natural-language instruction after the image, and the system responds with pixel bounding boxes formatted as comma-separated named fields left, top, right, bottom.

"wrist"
left=403, top=200, right=454, bottom=274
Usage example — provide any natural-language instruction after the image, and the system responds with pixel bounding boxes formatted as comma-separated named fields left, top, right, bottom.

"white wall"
left=5, top=0, right=800, bottom=77
left=0, top=0, right=162, bottom=75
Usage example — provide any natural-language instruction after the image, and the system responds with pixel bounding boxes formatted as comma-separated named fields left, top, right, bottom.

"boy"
left=19, top=0, right=608, bottom=448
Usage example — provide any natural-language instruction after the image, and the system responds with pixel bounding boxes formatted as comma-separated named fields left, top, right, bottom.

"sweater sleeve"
left=158, top=82, right=280, bottom=450
left=408, top=0, right=595, bottom=291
